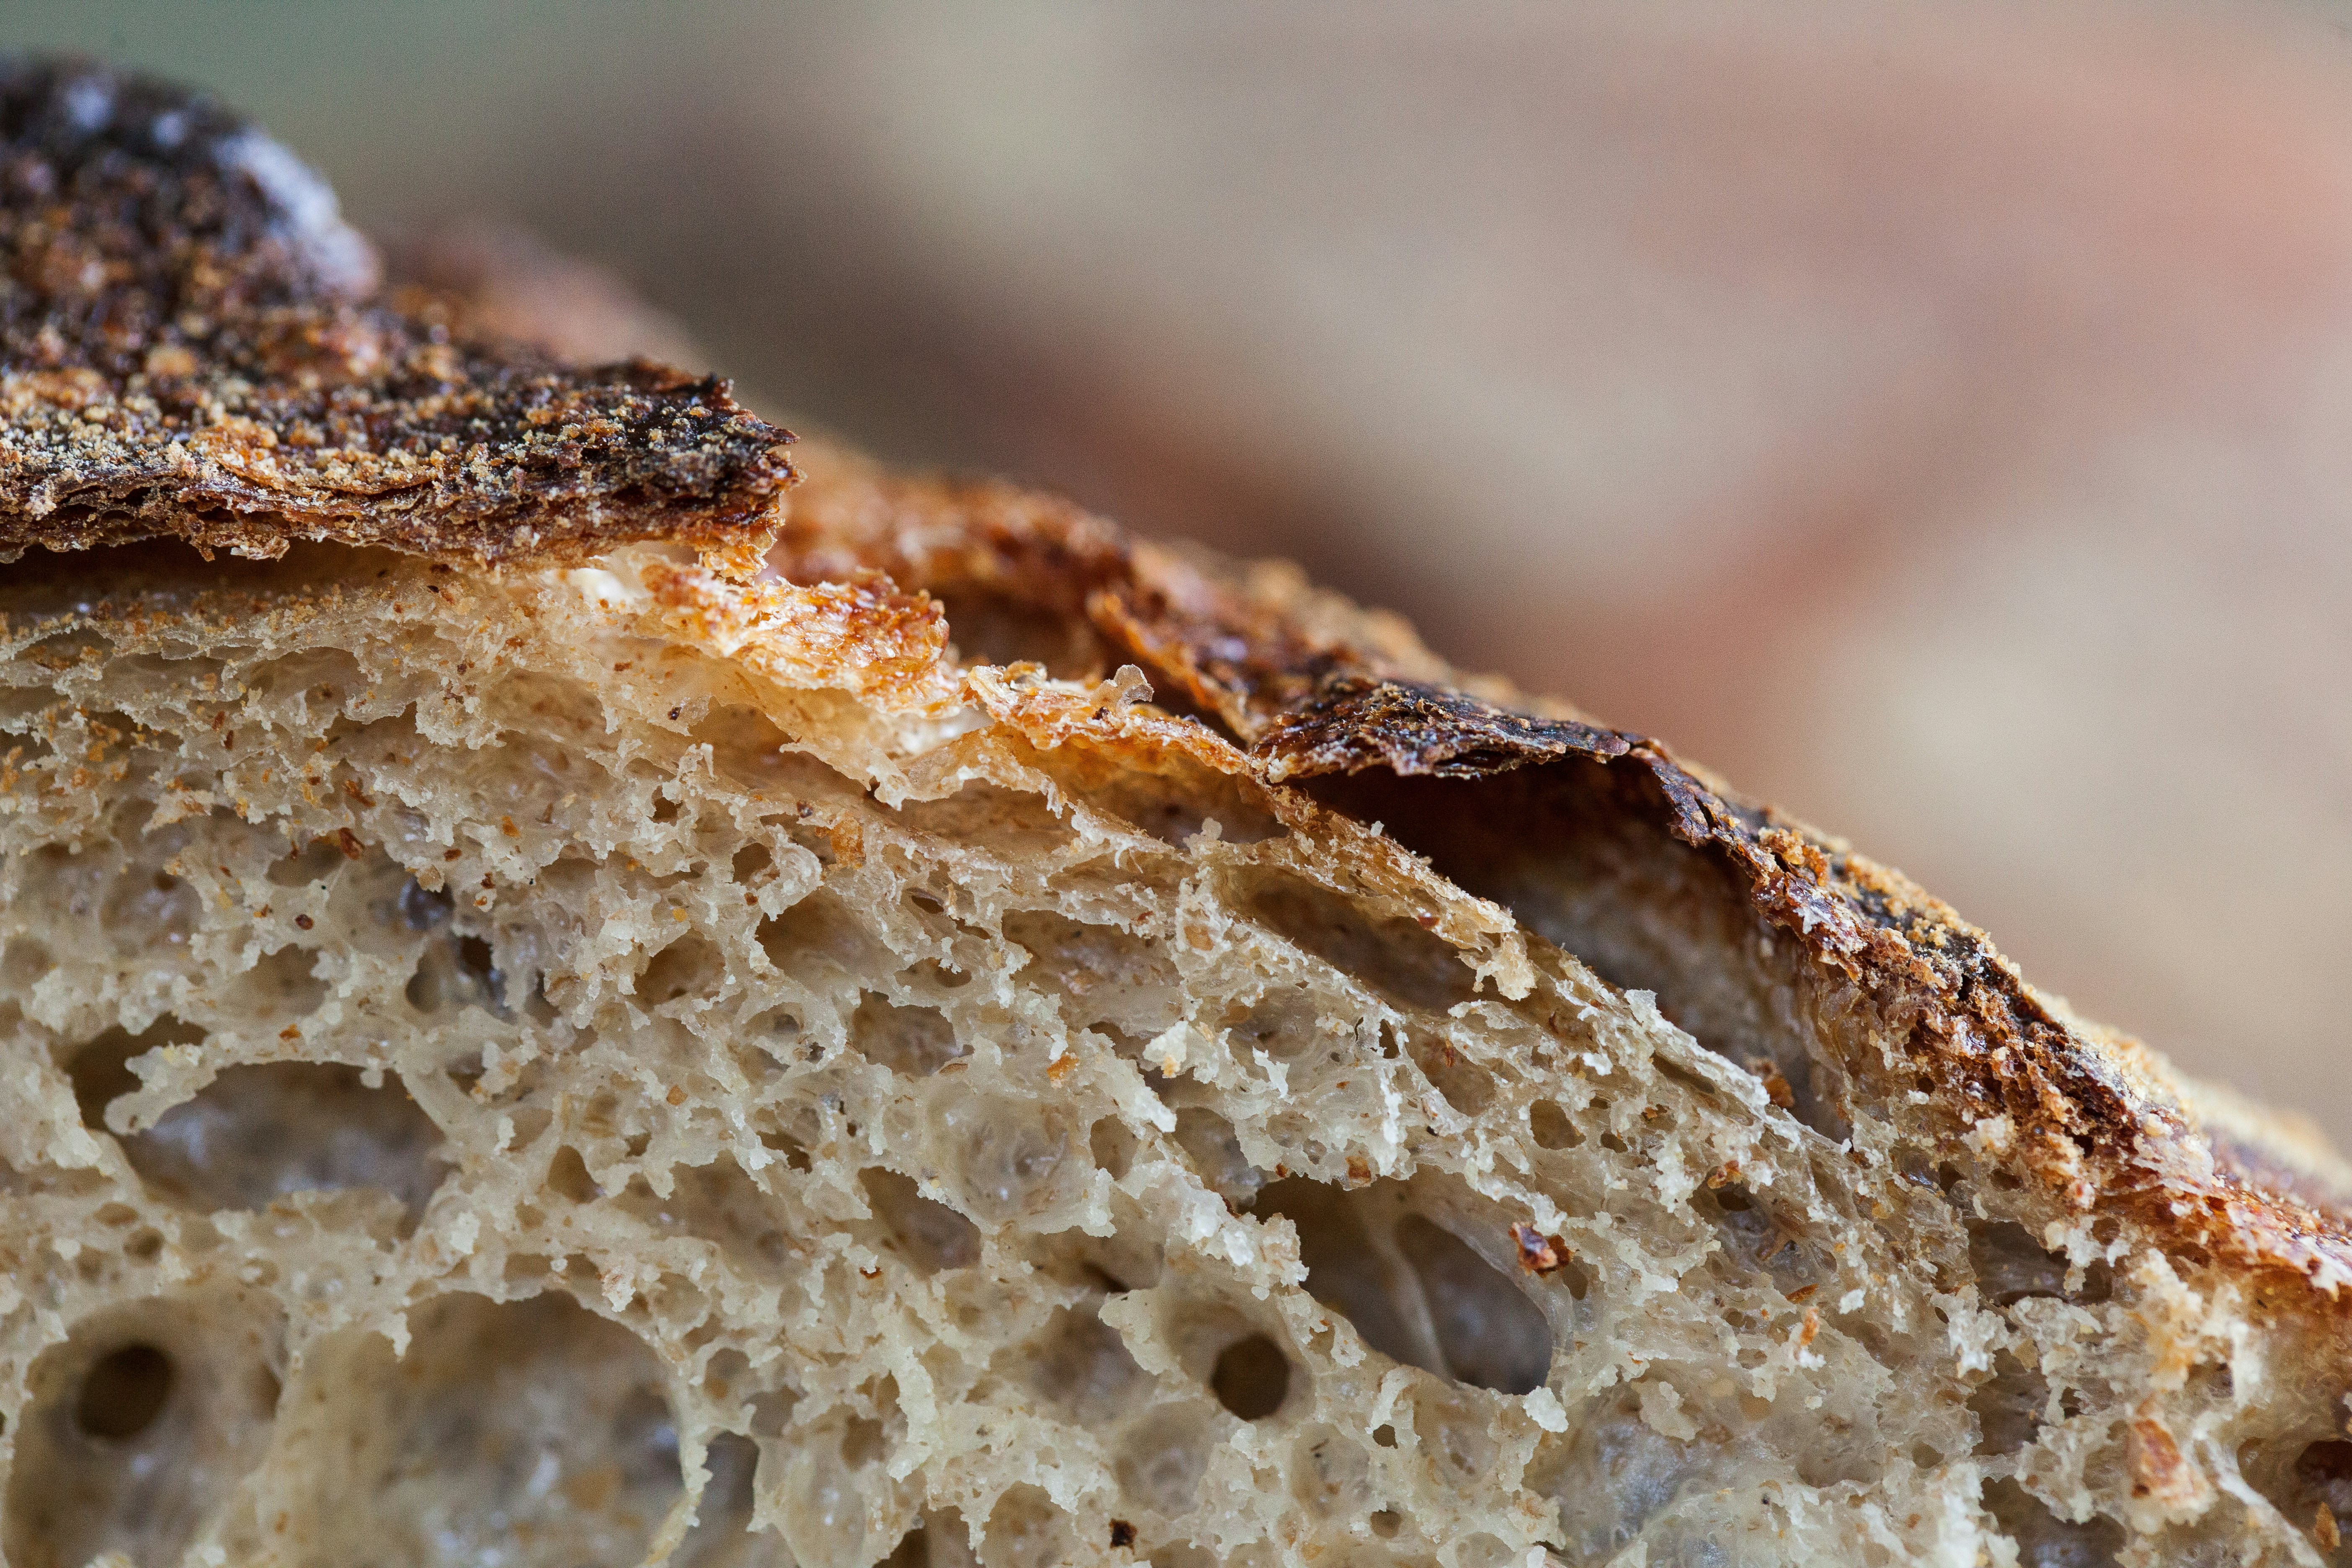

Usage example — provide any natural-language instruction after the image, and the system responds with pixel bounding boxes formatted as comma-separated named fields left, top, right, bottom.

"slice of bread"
left=3, top=57, right=2349, bottom=1568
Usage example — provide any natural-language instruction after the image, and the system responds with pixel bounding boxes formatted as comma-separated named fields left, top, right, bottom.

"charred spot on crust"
left=0, top=57, right=791, bottom=567
left=1254, top=676, right=1632, bottom=782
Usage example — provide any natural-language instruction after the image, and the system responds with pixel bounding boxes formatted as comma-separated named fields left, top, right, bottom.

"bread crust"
left=776, top=439, right=2352, bottom=1303
left=7, top=55, right=2344, bottom=1320
left=0, top=59, right=791, bottom=567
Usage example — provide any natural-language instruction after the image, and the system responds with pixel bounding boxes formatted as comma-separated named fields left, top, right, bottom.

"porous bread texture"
left=0, top=541, right=2346, bottom=1568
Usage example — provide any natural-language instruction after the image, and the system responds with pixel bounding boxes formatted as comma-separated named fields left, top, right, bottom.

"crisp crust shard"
left=0, top=58, right=792, bottom=566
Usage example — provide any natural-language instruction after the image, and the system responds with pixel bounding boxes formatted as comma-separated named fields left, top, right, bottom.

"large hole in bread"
left=1968, top=1349, right=2051, bottom=1458
left=935, top=588, right=1110, bottom=679
left=758, top=890, right=895, bottom=983
left=985, top=1482, right=1079, bottom=1567
left=246, top=944, right=330, bottom=1018
left=1404, top=1032, right=1497, bottom=1117
left=1016, top=1304, right=1149, bottom=1426
left=1528, top=1388, right=1726, bottom=1559
left=76, top=1343, right=175, bottom=1440
left=1, top=1289, right=284, bottom=1568
left=1171, top=1106, right=1265, bottom=1211
left=673, top=1432, right=774, bottom=1568
left=1235, top=872, right=1475, bottom=1014
left=863, top=1168, right=982, bottom=1273
left=1005, top=908, right=1185, bottom=1039
left=116, top=1063, right=449, bottom=1230
left=60, top=1017, right=203, bottom=1133
left=1304, top=765, right=1855, bottom=1142
left=613, top=1155, right=794, bottom=1279
left=1528, top=1099, right=1584, bottom=1150
left=1981, top=1477, right=2124, bottom=1568
left=2238, top=1435, right=2352, bottom=1565
left=406, top=926, right=508, bottom=1016
left=892, top=781, right=1076, bottom=859
left=879, top=1513, right=983, bottom=1568
left=1251, top=1177, right=1554, bottom=1395
left=1210, top=1333, right=1292, bottom=1420
left=851, top=994, right=965, bottom=1076
left=931, top=585, right=1105, bottom=677
left=639, top=934, right=723, bottom=1008
left=1704, top=1180, right=1828, bottom=1300
left=927, top=1087, right=1079, bottom=1228
left=1394, top=1214, right=1557, bottom=1394
left=1967, top=1220, right=2111, bottom=1308
left=276, top=1292, right=683, bottom=1567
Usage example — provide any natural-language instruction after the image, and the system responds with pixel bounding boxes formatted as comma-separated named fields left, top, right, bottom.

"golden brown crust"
left=777, top=437, right=1130, bottom=622
left=771, top=436, right=2352, bottom=1302
left=0, top=59, right=791, bottom=566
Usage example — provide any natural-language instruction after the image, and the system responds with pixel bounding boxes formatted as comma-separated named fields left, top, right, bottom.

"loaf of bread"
left=4, top=57, right=2350, bottom=1568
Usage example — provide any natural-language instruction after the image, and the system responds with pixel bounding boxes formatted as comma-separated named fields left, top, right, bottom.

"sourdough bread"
left=3, top=58, right=2350, bottom=1568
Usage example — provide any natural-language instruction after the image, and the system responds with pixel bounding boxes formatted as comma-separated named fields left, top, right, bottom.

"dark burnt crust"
left=0, top=59, right=791, bottom=566
left=1109, top=547, right=2352, bottom=1291
left=765, top=449, right=2352, bottom=1294
left=1251, top=677, right=1632, bottom=780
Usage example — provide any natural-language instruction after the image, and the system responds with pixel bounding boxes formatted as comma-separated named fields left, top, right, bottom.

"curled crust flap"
left=1117, top=542, right=2352, bottom=1291
left=771, top=437, right=2352, bottom=1298
left=0, top=59, right=791, bottom=566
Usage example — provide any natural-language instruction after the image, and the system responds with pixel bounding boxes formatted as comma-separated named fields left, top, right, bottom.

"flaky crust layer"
left=0, top=59, right=791, bottom=565
left=774, top=438, right=2352, bottom=1302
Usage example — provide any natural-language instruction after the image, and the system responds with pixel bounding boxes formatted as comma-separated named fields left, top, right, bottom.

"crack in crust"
left=1133, top=567, right=2352, bottom=1291
left=0, top=58, right=792, bottom=566
left=1132, top=589, right=2352, bottom=1290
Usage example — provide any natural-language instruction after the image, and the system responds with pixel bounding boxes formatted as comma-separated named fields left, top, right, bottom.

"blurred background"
left=18, top=1, right=2352, bottom=1143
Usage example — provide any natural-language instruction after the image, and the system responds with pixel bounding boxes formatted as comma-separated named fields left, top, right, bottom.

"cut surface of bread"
left=4, top=57, right=2352, bottom=1568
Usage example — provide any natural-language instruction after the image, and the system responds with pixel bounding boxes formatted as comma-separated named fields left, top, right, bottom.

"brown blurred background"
left=21, top=1, right=2352, bottom=1141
